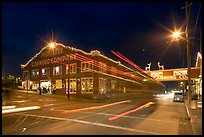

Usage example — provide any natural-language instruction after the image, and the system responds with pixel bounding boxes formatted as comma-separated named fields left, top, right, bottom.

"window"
left=42, top=68, right=50, bottom=77
left=81, top=77, right=93, bottom=93
left=23, top=71, right=29, bottom=79
left=111, top=80, right=117, bottom=90
left=81, top=61, right=93, bottom=72
left=66, top=78, right=76, bottom=94
left=66, top=63, right=77, bottom=74
left=99, top=78, right=107, bottom=94
left=31, top=69, right=39, bottom=77
left=56, top=79, right=62, bottom=89
left=31, top=81, right=39, bottom=90
left=99, top=62, right=107, bottom=73
left=53, top=66, right=62, bottom=75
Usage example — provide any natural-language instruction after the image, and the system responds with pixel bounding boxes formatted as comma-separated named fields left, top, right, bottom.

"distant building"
left=2, top=74, right=15, bottom=88
left=21, top=42, right=164, bottom=99
left=2, top=74, right=15, bottom=80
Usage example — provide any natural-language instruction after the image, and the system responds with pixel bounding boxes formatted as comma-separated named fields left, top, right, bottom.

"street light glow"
left=172, top=31, right=181, bottom=39
left=49, top=42, right=55, bottom=48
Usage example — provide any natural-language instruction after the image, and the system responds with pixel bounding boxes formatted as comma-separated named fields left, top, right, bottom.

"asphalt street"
left=2, top=90, right=193, bottom=135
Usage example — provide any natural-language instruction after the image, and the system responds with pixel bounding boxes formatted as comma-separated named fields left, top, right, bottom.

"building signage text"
left=32, top=54, right=76, bottom=67
left=41, top=48, right=63, bottom=58
left=150, top=69, right=188, bottom=81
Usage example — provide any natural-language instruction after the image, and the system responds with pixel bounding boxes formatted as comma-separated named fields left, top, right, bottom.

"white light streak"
left=2, top=105, right=16, bottom=110
left=2, top=106, right=41, bottom=114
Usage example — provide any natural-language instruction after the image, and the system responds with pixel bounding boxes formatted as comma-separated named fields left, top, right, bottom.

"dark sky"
left=2, top=2, right=202, bottom=77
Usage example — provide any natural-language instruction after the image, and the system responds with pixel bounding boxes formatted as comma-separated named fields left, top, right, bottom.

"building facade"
left=193, top=52, right=202, bottom=98
left=21, top=42, right=164, bottom=99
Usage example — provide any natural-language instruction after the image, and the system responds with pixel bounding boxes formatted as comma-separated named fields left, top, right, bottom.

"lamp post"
left=171, top=2, right=192, bottom=104
left=49, top=41, right=55, bottom=95
left=185, top=2, right=191, bottom=104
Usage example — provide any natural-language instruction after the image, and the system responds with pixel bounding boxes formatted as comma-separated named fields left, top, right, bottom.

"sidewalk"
left=184, top=97, right=202, bottom=135
left=2, top=89, right=108, bottom=112
left=14, top=89, right=91, bottom=102
left=4, top=89, right=111, bottom=106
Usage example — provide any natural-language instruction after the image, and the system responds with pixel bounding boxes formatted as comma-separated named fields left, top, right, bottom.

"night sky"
left=2, top=2, right=202, bottom=78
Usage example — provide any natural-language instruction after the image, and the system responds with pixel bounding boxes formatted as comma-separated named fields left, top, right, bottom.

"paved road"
left=2, top=91, right=193, bottom=135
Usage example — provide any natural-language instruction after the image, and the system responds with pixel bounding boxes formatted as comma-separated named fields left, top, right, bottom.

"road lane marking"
left=109, top=102, right=155, bottom=121
left=2, top=105, right=16, bottom=110
left=19, top=113, right=163, bottom=135
left=2, top=106, right=41, bottom=114
left=61, top=100, right=132, bottom=114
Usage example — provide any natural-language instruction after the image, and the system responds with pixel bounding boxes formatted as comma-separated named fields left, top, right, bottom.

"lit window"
left=66, top=63, right=77, bottom=74
left=53, top=66, right=62, bottom=75
left=81, top=61, right=93, bottom=72
left=56, top=79, right=62, bottom=89
left=66, top=79, right=76, bottom=94
left=111, top=80, right=117, bottom=90
left=99, top=78, right=107, bottom=94
left=56, top=67, right=59, bottom=74
left=81, top=77, right=93, bottom=93
left=42, top=68, right=50, bottom=77
left=30, top=81, right=39, bottom=90
left=42, top=69, right=45, bottom=74
left=32, top=70, right=35, bottom=77
left=32, top=69, right=39, bottom=77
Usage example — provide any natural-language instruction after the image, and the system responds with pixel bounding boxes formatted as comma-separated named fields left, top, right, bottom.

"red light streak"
left=76, top=53, right=141, bottom=80
left=108, top=102, right=155, bottom=121
left=61, top=100, right=132, bottom=114
left=111, top=51, right=145, bottom=73
left=74, top=53, right=142, bottom=81
left=73, top=54, right=143, bottom=86
left=116, top=51, right=145, bottom=72
left=111, top=51, right=154, bottom=78
left=48, top=53, right=143, bottom=86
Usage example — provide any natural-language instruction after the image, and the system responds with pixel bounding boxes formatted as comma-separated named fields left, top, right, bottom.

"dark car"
left=173, top=92, right=184, bottom=102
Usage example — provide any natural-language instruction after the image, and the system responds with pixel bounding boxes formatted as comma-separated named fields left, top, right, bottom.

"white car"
left=173, top=92, right=184, bottom=102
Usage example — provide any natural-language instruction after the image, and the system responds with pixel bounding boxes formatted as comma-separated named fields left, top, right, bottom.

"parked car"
left=173, top=92, right=184, bottom=102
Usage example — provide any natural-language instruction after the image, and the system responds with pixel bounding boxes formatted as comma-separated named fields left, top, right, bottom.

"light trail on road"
left=61, top=100, right=132, bottom=114
left=2, top=106, right=16, bottom=110
left=109, top=102, right=155, bottom=121
left=2, top=106, right=41, bottom=114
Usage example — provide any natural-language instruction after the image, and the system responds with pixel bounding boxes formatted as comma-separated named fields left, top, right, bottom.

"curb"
left=185, top=104, right=191, bottom=120
left=185, top=104, right=196, bottom=135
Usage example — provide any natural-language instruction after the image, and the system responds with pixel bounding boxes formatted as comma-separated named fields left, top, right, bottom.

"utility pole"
left=186, top=2, right=191, bottom=104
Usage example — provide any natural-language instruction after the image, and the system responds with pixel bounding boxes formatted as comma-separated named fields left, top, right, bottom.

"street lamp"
left=49, top=41, right=55, bottom=49
left=170, top=2, right=192, bottom=104
left=171, top=30, right=183, bottom=41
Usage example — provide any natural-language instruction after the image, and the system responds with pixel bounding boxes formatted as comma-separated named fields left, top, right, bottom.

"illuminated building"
left=194, top=52, right=202, bottom=97
left=21, top=42, right=164, bottom=99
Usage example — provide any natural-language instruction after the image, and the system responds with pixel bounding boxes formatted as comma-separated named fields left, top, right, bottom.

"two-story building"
left=21, top=42, right=164, bottom=99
